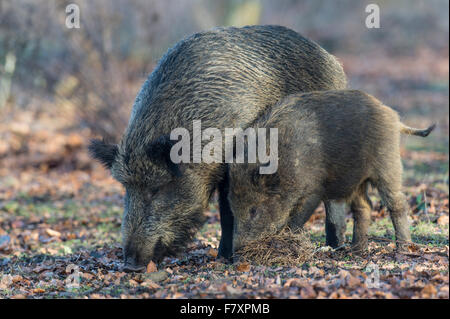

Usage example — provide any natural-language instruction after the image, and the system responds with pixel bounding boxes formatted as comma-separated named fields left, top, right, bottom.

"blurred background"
left=0, top=0, right=448, bottom=201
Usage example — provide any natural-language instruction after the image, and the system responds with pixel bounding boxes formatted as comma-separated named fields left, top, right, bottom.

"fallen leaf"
left=146, top=261, right=157, bottom=273
left=207, top=248, right=218, bottom=258
left=141, top=279, right=161, bottom=289
left=300, top=284, right=317, bottom=298
left=346, top=275, right=361, bottom=289
left=82, top=273, right=95, bottom=280
left=11, top=275, right=23, bottom=283
left=32, top=288, right=45, bottom=293
left=437, top=215, right=449, bottom=225
left=236, top=262, right=251, bottom=272
left=145, top=271, right=168, bottom=283
left=284, top=278, right=304, bottom=287
left=407, top=243, right=420, bottom=253
left=128, top=279, right=139, bottom=287
left=45, top=228, right=61, bottom=238
left=0, top=275, right=13, bottom=289
left=421, top=284, right=437, bottom=298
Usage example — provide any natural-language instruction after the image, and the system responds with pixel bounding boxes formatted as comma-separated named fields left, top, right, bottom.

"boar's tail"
left=400, top=123, right=436, bottom=137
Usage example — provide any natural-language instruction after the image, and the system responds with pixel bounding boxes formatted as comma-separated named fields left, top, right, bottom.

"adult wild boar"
left=88, top=25, right=347, bottom=271
left=229, top=90, right=435, bottom=254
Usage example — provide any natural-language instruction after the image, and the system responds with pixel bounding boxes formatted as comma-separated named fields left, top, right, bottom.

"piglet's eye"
left=249, top=207, right=262, bottom=219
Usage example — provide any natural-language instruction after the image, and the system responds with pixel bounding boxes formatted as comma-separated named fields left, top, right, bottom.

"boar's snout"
left=123, top=236, right=167, bottom=272
left=123, top=263, right=146, bottom=273
left=122, top=242, right=150, bottom=273
left=123, top=250, right=146, bottom=273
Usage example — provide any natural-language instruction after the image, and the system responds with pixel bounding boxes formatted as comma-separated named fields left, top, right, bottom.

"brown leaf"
left=11, top=275, right=23, bottom=283
left=0, top=275, right=12, bottom=289
left=32, top=288, right=45, bottom=293
left=236, top=262, right=251, bottom=272
left=437, top=215, right=449, bottom=225
left=346, top=275, right=361, bottom=289
left=45, top=228, right=61, bottom=238
left=300, top=284, right=317, bottom=299
left=172, top=292, right=185, bottom=299
left=128, top=279, right=139, bottom=287
left=141, top=279, right=161, bottom=289
left=82, top=273, right=95, bottom=280
left=284, top=278, right=304, bottom=287
left=146, top=261, right=157, bottom=273
left=207, top=248, right=218, bottom=258
left=407, top=243, right=420, bottom=253
left=421, top=284, right=437, bottom=298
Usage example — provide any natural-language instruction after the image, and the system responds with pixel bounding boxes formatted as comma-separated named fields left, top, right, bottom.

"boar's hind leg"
left=376, top=159, right=411, bottom=248
left=324, top=201, right=347, bottom=248
left=351, top=182, right=372, bottom=252
left=217, top=169, right=234, bottom=260
left=377, top=183, right=411, bottom=248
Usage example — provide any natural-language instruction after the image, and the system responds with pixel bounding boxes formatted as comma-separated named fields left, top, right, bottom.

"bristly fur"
left=146, top=135, right=181, bottom=177
left=91, top=25, right=349, bottom=267
left=229, top=90, right=435, bottom=254
left=88, top=139, right=118, bottom=169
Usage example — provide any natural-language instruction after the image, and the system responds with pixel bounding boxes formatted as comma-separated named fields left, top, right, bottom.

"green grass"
left=404, top=134, right=449, bottom=155
left=309, top=216, right=448, bottom=248
left=411, top=221, right=449, bottom=246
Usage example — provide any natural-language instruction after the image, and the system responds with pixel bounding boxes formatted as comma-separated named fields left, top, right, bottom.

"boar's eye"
left=146, top=187, right=159, bottom=201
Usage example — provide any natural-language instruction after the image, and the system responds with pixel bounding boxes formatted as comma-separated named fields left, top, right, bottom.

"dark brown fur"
left=229, top=90, right=435, bottom=254
left=88, top=25, right=347, bottom=271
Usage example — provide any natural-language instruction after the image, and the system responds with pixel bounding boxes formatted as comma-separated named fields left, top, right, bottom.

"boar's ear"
left=146, top=135, right=182, bottom=177
left=88, top=139, right=118, bottom=169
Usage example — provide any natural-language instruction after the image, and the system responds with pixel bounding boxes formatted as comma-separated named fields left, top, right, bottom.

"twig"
left=333, top=244, right=348, bottom=251
left=313, top=244, right=348, bottom=254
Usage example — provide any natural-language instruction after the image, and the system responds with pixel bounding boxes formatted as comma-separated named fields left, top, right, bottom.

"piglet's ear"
left=146, top=135, right=182, bottom=177
left=88, top=139, right=118, bottom=169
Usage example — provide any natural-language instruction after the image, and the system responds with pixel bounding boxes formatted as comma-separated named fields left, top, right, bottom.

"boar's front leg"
left=324, top=200, right=347, bottom=248
left=217, top=168, right=234, bottom=260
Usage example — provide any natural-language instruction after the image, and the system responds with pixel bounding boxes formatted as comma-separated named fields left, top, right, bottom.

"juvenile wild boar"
left=88, top=25, right=348, bottom=271
left=229, top=90, right=435, bottom=254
